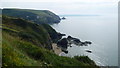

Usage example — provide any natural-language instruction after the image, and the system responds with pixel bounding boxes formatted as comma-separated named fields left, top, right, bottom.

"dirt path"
left=52, top=43, right=62, bottom=55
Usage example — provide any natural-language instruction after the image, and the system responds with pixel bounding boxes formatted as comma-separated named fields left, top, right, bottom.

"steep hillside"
left=2, top=16, right=99, bottom=67
left=2, top=15, right=52, bottom=49
left=2, top=9, right=61, bottom=24
left=2, top=15, right=62, bottom=49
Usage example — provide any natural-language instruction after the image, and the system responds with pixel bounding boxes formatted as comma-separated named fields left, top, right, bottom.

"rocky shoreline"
left=52, top=35, right=92, bottom=55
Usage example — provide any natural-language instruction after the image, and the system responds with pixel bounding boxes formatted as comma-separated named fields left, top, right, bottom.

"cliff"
left=2, top=9, right=61, bottom=24
left=2, top=9, right=99, bottom=67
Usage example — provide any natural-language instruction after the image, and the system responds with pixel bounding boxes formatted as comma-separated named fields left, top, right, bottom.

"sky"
left=1, top=0, right=119, bottom=2
left=1, top=0, right=119, bottom=15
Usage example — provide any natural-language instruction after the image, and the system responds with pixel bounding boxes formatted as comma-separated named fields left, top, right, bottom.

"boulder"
left=58, top=33, right=66, bottom=37
left=86, top=50, right=92, bottom=53
left=84, top=41, right=92, bottom=44
left=57, top=38, right=68, bottom=49
left=61, top=17, right=66, bottom=20
left=67, top=36, right=72, bottom=39
left=62, top=50, right=68, bottom=54
left=67, top=36, right=73, bottom=41
left=80, top=42, right=88, bottom=46
left=73, top=39, right=81, bottom=43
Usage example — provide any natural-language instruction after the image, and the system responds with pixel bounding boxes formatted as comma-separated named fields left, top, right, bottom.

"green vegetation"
left=2, top=10, right=99, bottom=67
left=2, top=9, right=61, bottom=24
left=2, top=31, right=98, bottom=67
left=2, top=15, right=53, bottom=50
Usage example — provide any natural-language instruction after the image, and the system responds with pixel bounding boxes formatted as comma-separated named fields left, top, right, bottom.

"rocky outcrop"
left=57, top=35, right=92, bottom=53
left=61, top=17, right=66, bottom=20
left=57, top=38, right=68, bottom=49
left=84, top=41, right=92, bottom=44
left=67, top=36, right=92, bottom=46
left=85, top=50, right=92, bottom=53
left=57, top=38, right=69, bottom=54
left=67, top=36, right=81, bottom=43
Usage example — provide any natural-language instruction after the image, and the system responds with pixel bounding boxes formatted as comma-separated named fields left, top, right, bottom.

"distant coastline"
left=59, top=14, right=100, bottom=17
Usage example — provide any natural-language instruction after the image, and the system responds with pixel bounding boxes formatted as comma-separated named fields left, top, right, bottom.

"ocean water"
left=51, top=15, right=118, bottom=66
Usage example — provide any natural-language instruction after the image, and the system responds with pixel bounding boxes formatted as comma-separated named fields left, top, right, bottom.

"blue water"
left=51, top=15, right=118, bottom=66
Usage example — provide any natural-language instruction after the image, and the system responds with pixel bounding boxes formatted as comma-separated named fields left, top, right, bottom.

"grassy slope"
left=3, top=31, right=98, bottom=68
left=2, top=15, right=52, bottom=50
left=2, top=16, right=98, bottom=67
left=2, top=9, right=61, bottom=24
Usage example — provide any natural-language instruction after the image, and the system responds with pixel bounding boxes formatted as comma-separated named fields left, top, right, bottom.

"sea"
left=51, top=15, right=118, bottom=66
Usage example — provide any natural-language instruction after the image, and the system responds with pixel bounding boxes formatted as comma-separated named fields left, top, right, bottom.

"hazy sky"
left=1, top=0, right=119, bottom=2
left=1, top=0, right=119, bottom=15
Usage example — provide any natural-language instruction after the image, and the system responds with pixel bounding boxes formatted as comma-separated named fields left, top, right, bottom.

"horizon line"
left=59, top=14, right=100, bottom=16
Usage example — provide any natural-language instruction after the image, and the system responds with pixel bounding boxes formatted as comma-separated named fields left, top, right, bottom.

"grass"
left=2, top=32, right=42, bottom=66
left=2, top=31, right=98, bottom=68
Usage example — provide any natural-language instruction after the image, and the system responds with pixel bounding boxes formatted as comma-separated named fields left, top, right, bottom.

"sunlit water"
left=51, top=15, right=118, bottom=66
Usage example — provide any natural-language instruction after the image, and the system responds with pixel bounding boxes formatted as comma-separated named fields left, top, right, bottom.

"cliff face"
left=41, top=24, right=62, bottom=43
left=2, top=9, right=61, bottom=24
